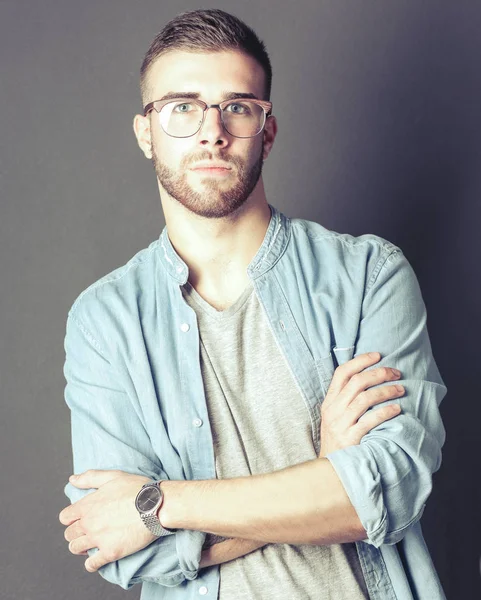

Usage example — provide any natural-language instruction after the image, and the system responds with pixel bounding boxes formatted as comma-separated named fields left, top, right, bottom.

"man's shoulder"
left=67, top=237, right=161, bottom=326
left=290, top=216, right=399, bottom=253
left=288, top=215, right=402, bottom=271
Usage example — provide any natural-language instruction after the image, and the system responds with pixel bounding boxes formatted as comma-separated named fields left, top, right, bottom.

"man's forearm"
left=199, top=538, right=267, bottom=568
left=160, top=457, right=367, bottom=545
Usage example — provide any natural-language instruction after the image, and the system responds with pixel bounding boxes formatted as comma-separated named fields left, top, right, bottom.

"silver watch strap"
left=141, top=512, right=173, bottom=537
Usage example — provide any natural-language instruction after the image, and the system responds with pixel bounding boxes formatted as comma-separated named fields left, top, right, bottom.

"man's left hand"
left=59, top=470, right=157, bottom=572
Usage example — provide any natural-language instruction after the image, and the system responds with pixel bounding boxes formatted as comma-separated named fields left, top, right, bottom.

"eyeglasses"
left=143, top=97, right=273, bottom=139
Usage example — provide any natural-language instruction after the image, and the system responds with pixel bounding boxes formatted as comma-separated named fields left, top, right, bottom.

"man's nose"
left=198, top=107, right=229, bottom=147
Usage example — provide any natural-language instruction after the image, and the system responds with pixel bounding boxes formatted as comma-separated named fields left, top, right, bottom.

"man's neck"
left=162, top=194, right=271, bottom=299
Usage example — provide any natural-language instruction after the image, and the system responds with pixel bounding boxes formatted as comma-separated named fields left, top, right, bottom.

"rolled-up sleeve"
left=63, top=313, right=202, bottom=590
left=326, top=247, right=447, bottom=548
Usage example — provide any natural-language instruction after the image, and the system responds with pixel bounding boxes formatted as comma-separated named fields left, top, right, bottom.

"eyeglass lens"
left=158, top=100, right=265, bottom=138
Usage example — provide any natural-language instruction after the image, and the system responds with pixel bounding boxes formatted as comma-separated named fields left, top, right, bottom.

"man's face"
left=137, top=50, right=275, bottom=219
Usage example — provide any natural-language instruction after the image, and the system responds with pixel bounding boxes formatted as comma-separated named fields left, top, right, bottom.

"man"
left=59, top=9, right=447, bottom=600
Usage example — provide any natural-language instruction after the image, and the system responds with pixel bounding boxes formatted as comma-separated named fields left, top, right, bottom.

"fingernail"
left=369, top=352, right=380, bottom=359
left=391, top=368, right=401, bottom=377
left=69, top=474, right=78, bottom=481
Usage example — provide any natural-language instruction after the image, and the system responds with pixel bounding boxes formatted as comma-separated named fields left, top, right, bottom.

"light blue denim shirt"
left=63, top=205, right=447, bottom=600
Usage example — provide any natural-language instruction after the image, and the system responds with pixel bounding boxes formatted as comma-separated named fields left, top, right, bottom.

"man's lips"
left=191, top=161, right=232, bottom=169
left=190, top=163, right=233, bottom=175
left=193, top=167, right=231, bottom=172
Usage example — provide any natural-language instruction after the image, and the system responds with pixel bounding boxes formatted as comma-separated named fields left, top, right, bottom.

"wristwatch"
left=135, top=480, right=176, bottom=537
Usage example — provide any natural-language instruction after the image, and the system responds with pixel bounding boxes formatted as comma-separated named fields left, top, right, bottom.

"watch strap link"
left=141, top=511, right=173, bottom=537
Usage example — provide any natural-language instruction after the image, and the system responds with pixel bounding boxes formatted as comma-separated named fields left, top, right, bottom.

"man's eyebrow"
left=221, top=91, right=259, bottom=101
left=158, top=92, right=199, bottom=101
left=158, top=91, right=260, bottom=102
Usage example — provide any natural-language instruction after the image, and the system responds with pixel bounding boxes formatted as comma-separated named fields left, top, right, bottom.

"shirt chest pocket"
left=315, top=345, right=355, bottom=400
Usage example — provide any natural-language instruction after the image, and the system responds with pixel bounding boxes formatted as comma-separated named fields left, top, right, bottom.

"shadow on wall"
left=286, top=4, right=481, bottom=599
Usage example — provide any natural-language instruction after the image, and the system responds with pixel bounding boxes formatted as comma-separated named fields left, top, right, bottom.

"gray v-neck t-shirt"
left=181, top=280, right=368, bottom=600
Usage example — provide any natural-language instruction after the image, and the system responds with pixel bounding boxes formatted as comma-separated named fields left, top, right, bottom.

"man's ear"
left=262, top=115, right=278, bottom=161
left=133, top=114, right=153, bottom=159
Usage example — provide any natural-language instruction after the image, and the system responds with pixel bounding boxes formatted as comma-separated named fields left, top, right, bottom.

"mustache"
left=182, top=152, right=243, bottom=170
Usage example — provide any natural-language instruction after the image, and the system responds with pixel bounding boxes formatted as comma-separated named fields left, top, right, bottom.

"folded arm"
left=62, top=342, right=404, bottom=572
left=62, top=314, right=202, bottom=589
left=325, top=247, right=447, bottom=547
left=159, top=457, right=366, bottom=544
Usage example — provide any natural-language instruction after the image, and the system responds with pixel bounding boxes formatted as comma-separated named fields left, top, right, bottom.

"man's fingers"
left=59, top=506, right=79, bottom=526
left=325, top=352, right=381, bottom=403
left=64, top=520, right=84, bottom=542
left=69, top=469, right=122, bottom=489
left=85, top=549, right=113, bottom=573
left=355, top=403, right=401, bottom=437
left=345, top=384, right=405, bottom=423
left=319, top=353, right=405, bottom=456
left=69, top=535, right=95, bottom=556
left=60, top=470, right=112, bottom=525
left=341, top=367, right=402, bottom=405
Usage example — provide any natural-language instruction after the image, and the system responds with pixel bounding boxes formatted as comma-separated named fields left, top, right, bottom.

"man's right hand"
left=319, top=352, right=404, bottom=458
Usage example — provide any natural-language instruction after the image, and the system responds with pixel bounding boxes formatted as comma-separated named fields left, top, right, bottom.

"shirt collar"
left=158, top=204, right=291, bottom=284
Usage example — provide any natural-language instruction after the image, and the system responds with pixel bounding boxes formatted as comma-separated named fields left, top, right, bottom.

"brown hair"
left=140, top=9, right=272, bottom=104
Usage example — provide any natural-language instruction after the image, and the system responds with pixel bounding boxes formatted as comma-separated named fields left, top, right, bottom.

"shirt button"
left=192, top=418, right=203, bottom=427
left=199, top=586, right=208, bottom=595
left=180, top=323, right=190, bottom=332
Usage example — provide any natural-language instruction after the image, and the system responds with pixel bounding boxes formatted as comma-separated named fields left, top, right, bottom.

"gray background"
left=1, top=0, right=480, bottom=598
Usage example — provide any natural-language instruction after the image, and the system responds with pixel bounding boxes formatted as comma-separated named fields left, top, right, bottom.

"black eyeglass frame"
left=143, top=97, right=273, bottom=139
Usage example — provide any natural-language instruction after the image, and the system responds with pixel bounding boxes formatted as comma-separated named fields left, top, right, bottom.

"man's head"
left=139, top=9, right=272, bottom=107
left=133, top=9, right=277, bottom=220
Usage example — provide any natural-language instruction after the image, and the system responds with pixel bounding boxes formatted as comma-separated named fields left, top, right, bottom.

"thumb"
left=69, top=469, right=121, bottom=489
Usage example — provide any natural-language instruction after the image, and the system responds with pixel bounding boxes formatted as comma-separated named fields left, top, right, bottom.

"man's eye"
left=174, top=103, right=193, bottom=112
left=226, top=103, right=248, bottom=114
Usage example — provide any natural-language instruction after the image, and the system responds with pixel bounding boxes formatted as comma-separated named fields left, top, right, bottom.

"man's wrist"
left=157, top=480, right=184, bottom=530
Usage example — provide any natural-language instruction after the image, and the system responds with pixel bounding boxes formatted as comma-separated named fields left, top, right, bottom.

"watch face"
left=136, top=485, right=161, bottom=513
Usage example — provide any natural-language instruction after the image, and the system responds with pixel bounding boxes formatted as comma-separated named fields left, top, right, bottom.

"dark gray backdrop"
left=1, top=1, right=480, bottom=599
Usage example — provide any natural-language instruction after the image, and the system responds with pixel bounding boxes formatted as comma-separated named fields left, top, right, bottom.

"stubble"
left=151, top=144, right=264, bottom=219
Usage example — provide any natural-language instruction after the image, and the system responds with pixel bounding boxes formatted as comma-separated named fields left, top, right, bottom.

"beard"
left=151, top=143, right=264, bottom=219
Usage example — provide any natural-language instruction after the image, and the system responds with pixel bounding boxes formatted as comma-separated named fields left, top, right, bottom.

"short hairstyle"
left=140, top=9, right=272, bottom=105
